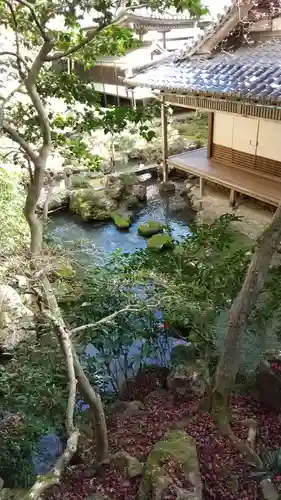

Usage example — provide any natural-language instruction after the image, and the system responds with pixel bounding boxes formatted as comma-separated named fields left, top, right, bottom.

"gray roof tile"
left=127, top=39, right=281, bottom=102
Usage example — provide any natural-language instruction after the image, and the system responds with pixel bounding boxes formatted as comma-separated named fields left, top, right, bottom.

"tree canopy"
left=0, top=0, right=208, bottom=253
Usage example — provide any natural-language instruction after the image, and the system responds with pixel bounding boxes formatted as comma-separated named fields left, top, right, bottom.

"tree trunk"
left=41, top=276, right=109, bottom=465
left=212, top=202, right=281, bottom=425
left=24, top=161, right=46, bottom=255
left=72, top=348, right=109, bottom=464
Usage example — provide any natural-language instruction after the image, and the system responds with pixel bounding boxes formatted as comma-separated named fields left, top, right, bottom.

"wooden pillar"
left=161, top=96, right=168, bottom=183
left=230, top=188, right=236, bottom=207
left=207, top=112, right=214, bottom=158
left=199, top=177, right=204, bottom=197
left=114, top=64, right=120, bottom=107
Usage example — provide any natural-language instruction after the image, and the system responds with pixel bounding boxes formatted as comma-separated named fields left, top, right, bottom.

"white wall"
left=213, top=112, right=281, bottom=162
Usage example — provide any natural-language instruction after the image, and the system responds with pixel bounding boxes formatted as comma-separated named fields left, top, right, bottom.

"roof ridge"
left=178, top=0, right=258, bottom=60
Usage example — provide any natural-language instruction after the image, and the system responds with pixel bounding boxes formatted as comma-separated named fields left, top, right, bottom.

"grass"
left=175, top=112, right=209, bottom=146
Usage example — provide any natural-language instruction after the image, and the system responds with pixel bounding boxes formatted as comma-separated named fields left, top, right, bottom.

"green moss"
left=70, top=189, right=117, bottom=221
left=138, top=221, right=164, bottom=237
left=139, top=430, right=200, bottom=498
left=147, top=234, right=173, bottom=251
left=71, top=174, right=93, bottom=189
left=111, top=213, right=131, bottom=230
left=125, top=196, right=140, bottom=210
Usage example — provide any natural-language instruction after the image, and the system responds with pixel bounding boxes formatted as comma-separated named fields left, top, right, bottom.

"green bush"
left=0, top=167, right=28, bottom=254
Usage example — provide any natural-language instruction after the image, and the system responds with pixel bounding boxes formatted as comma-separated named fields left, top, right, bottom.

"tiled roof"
left=127, top=38, right=281, bottom=102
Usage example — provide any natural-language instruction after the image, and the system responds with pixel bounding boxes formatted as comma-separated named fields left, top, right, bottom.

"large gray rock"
left=104, top=175, right=125, bottom=200
left=70, top=189, right=117, bottom=221
left=252, top=349, right=281, bottom=412
left=37, top=185, right=69, bottom=212
left=138, top=430, right=202, bottom=500
left=167, top=345, right=207, bottom=399
left=0, top=285, right=35, bottom=350
left=131, top=183, right=147, bottom=201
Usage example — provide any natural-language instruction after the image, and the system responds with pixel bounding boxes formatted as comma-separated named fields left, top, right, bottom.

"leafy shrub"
left=0, top=166, right=28, bottom=254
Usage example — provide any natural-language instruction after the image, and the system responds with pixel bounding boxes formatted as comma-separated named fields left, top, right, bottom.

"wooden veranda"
left=167, top=147, right=281, bottom=206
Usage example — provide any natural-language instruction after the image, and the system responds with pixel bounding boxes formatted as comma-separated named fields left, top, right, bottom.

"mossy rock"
left=159, top=181, right=176, bottom=194
left=71, top=174, right=93, bottom=189
left=70, top=189, right=117, bottom=221
left=138, top=221, right=164, bottom=237
left=111, top=213, right=131, bottom=230
left=0, top=490, right=27, bottom=500
left=125, top=196, right=140, bottom=210
left=170, top=343, right=197, bottom=366
left=139, top=430, right=202, bottom=500
left=147, top=234, right=173, bottom=251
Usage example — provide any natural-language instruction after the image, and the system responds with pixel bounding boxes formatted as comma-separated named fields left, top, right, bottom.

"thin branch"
left=0, top=51, right=30, bottom=71
left=25, top=41, right=53, bottom=159
left=23, top=430, right=79, bottom=500
left=13, top=0, right=49, bottom=42
left=45, top=28, right=102, bottom=61
left=45, top=2, right=149, bottom=62
left=71, top=305, right=142, bottom=335
left=0, top=82, right=24, bottom=108
left=2, top=121, right=38, bottom=164
left=4, top=0, right=26, bottom=79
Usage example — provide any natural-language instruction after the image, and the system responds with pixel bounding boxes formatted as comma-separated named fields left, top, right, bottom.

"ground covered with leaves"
left=47, top=375, right=281, bottom=500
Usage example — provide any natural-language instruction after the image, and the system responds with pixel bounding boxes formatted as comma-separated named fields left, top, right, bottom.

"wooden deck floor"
left=168, top=148, right=281, bottom=206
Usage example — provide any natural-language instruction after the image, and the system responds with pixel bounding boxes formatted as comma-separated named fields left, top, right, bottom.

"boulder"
left=104, top=175, right=125, bottom=200
left=147, top=234, right=173, bottom=251
left=167, top=357, right=207, bottom=399
left=138, top=221, right=164, bottom=237
left=170, top=344, right=197, bottom=365
left=159, top=181, right=176, bottom=194
left=0, top=490, right=27, bottom=499
left=37, top=186, right=69, bottom=212
left=111, top=451, right=143, bottom=478
left=138, top=430, right=202, bottom=500
left=0, top=285, right=35, bottom=350
left=110, top=400, right=145, bottom=418
left=111, top=212, right=131, bottom=230
left=252, top=349, right=281, bottom=412
left=124, top=196, right=140, bottom=210
left=70, top=189, right=117, bottom=221
left=70, top=174, right=94, bottom=189
left=132, top=184, right=147, bottom=201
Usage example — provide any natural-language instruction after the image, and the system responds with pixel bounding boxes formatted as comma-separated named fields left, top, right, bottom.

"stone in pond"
left=131, top=183, right=147, bottom=201
left=111, top=213, right=131, bottom=230
left=70, top=189, right=117, bottom=221
left=159, top=181, right=176, bottom=194
left=138, top=221, right=164, bottom=237
left=125, top=195, right=140, bottom=210
left=138, top=430, right=202, bottom=500
left=252, top=349, right=281, bottom=412
left=147, top=234, right=173, bottom=251
left=104, top=175, right=125, bottom=200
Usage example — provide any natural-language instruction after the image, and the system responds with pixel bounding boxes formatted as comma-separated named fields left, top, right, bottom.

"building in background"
left=71, top=8, right=213, bottom=108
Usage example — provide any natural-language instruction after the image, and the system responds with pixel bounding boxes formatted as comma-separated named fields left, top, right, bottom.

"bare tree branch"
left=3, top=0, right=27, bottom=79
left=2, top=121, right=38, bottom=164
left=12, top=0, right=49, bottom=42
left=23, top=430, right=80, bottom=500
left=0, top=51, right=30, bottom=71
left=45, top=2, right=150, bottom=62
left=71, top=305, right=142, bottom=335
left=25, top=41, right=53, bottom=160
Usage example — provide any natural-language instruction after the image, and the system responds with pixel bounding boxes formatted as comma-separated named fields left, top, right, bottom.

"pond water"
left=34, top=177, right=193, bottom=475
left=47, top=177, right=194, bottom=264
